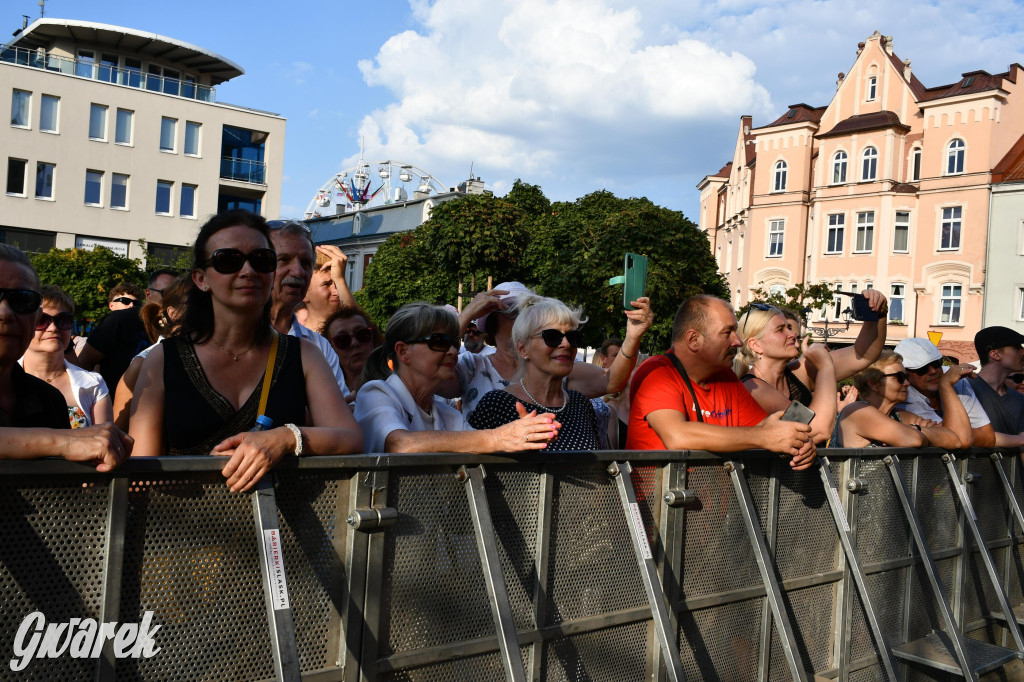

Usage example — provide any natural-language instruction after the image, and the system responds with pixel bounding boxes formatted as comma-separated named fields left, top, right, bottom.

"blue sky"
left=10, top=0, right=1024, bottom=222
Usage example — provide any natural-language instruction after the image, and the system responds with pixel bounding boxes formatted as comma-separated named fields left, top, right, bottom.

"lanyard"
left=664, top=352, right=704, bottom=423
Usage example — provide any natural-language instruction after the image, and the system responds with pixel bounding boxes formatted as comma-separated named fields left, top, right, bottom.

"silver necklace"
left=519, top=378, right=568, bottom=413
left=213, top=340, right=256, bottom=362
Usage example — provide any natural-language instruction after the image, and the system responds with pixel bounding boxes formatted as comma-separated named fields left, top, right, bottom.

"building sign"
left=75, top=236, right=129, bottom=257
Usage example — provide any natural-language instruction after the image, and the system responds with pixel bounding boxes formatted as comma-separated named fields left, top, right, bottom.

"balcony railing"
left=220, top=157, right=267, bottom=185
left=0, top=43, right=216, bottom=102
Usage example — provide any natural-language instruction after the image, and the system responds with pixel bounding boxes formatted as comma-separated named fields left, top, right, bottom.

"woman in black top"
left=129, top=209, right=362, bottom=490
left=469, top=293, right=600, bottom=451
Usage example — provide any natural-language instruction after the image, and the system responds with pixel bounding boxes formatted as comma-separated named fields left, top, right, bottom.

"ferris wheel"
left=304, top=156, right=448, bottom=219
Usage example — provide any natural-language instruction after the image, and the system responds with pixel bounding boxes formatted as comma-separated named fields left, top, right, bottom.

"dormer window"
left=962, top=76, right=975, bottom=88
left=867, top=76, right=877, bottom=101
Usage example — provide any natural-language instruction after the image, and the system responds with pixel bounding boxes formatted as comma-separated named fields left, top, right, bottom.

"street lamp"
left=805, top=306, right=853, bottom=348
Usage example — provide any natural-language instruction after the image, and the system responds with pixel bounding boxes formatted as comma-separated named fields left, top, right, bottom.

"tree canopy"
left=30, top=247, right=148, bottom=326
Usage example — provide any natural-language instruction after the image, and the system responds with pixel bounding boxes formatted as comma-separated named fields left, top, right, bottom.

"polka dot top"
left=468, top=388, right=601, bottom=452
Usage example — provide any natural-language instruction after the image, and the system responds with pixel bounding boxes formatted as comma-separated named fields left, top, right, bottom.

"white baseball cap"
left=894, top=337, right=942, bottom=370
left=474, top=282, right=534, bottom=332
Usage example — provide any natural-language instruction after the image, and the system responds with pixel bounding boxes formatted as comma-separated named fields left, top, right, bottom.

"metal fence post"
left=95, top=476, right=129, bottom=682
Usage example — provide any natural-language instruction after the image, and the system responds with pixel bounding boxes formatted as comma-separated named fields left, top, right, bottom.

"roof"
left=920, top=69, right=1013, bottom=102
left=817, top=110, right=910, bottom=139
left=9, top=18, right=243, bottom=85
left=760, top=103, right=826, bottom=130
left=713, top=162, right=732, bottom=178
left=891, top=182, right=918, bottom=194
left=993, top=132, right=1024, bottom=183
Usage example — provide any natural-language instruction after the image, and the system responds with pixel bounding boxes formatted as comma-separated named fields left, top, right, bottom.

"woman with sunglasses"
left=833, top=350, right=960, bottom=448
left=354, top=301, right=560, bottom=453
left=468, top=294, right=602, bottom=451
left=130, top=209, right=362, bottom=490
left=21, top=285, right=112, bottom=427
left=324, top=305, right=382, bottom=396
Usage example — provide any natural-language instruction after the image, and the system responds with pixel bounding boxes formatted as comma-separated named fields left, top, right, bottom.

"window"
left=894, top=211, right=910, bottom=252
left=946, top=139, right=965, bottom=175
left=855, top=211, right=874, bottom=252
left=861, top=147, right=877, bottom=181
left=146, top=64, right=162, bottom=92
left=84, top=170, right=103, bottom=206
left=826, top=214, right=845, bottom=254
left=88, top=104, right=107, bottom=140
left=6, top=158, right=26, bottom=195
left=890, top=284, right=905, bottom=322
left=98, top=53, right=119, bottom=83
left=156, top=180, right=173, bottom=215
left=833, top=283, right=843, bottom=320
left=180, top=184, right=196, bottom=217
left=831, top=151, right=847, bottom=184
left=768, top=220, right=784, bottom=257
left=769, top=284, right=787, bottom=298
left=115, top=109, right=133, bottom=145
left=123, top=57, right=143, bottom=88
left=939, top=284, right=962, bottom=324
left=163, top=68, right=181, bottom=96
left=184, top=121, right=201, bottom=156
left=0, top=227, right=55, bottom=254
left=911, top=148, right=921, bottom=182
left=76, top=50, right=95, bottom=78
left=773, top=161, right=787, bottom=192
left=867, top=76, right=877, bottom=101
left=39, top=95, right=58, bottom=132
left=11, top=90, right=30, bottom=127
left=940, top=206, right=962, bottom=250
left=1018, top=287, right=1024, bottom=321
left=35, top=162, right=55, bottom=199
left=111, top=173, right=128, bottom=209
left=160, top=117, right=176, bottom=152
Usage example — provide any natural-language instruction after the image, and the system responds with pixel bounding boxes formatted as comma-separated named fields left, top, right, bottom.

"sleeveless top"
left=162, top=333, right=307, bottom=455
left=742, top=367, right=814, bottom=407
left=830, top=400, right=901, bottom=448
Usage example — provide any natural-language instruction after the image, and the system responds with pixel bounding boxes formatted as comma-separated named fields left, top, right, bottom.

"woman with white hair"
left=468, top=293, right=602, bottom=451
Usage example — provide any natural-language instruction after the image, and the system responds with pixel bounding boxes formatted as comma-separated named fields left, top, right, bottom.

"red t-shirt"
left=626, top=354, right=767, bottom=450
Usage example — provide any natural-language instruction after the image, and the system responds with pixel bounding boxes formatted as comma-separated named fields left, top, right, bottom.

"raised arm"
left=934, top=365, right=974, bottom=448
left=568, top=297, right=653, bottom=397
left=828, top=289, right=889, bottom=381
left=316, top=244, right=356, bottom=308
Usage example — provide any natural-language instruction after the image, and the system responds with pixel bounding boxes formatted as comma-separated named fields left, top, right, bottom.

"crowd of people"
left=1, top=208, right=1022, bottom=489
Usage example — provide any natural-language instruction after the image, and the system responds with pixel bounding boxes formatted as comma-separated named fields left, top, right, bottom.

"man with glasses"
left=461, top=322, right=487, bottom=355
left=968, top=326, right=1024, bottom=451
left=267, top=220, right=347, bottom=392
left=0, top=244, right=131, bottom=468
left=76, top=284, right=150, bottom=395
left=145, top=269, right=178, bottom=305
left=107, top=283, right=144, bottom=311
left=627, top=295, right=816, bottom=469
left=894, top=337, right=990, bottom=448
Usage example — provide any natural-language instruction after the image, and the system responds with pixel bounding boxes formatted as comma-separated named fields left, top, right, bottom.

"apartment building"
left=2, top=18, right=285, bottom=265
left=698, top=31, right=1024, bottom=358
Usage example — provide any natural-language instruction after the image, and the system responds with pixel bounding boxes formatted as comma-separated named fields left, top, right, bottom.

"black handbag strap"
left=664, top=352, right=704, bottom=423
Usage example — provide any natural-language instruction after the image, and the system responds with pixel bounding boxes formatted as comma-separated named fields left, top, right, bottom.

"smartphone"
left=837, top=291, right=879, bottom=322
left=622, top=253, right=648, bottom=310
left=780, top=400, right=815, bottom=425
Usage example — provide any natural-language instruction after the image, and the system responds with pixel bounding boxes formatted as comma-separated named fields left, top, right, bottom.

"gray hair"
left=510, top=293, right=586, bottom=353
left=384, top=301, right=459, bottom=360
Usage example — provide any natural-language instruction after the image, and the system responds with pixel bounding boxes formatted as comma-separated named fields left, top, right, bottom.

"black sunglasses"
left=742, top=302, right=782, bottom=326
left=0, top=288, right=42, bottom=315
left=534, top=328, right=584, bottom=348
left=884, top=371, right=909, bottom=384
left=36, top=311, right=75, bottom=331
left=909, top=359, right=943, bottom=375
left=1009, top=373, right=1024, bottom=384
left=205, top=248, right=277, bottom=274
left=332, top=327, right=374, bottom=350
left=409, top=333, right=458, bottom=353
left=112, top=296, right=142, bottom=307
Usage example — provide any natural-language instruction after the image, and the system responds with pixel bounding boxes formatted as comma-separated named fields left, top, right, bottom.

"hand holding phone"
left=780, top=400, right=815, bottom=425
left=837, top=292, right=879, bottom=322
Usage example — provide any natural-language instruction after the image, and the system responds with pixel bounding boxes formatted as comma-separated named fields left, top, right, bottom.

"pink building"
left=698, top=31, right=1024, bottom=361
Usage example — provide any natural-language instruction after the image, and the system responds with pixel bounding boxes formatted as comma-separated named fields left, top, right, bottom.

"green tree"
left=30, top=247, right=146, bottom=326
left=355, top=231, right=455, bottom=325
left=527, top=190, right=727, bottom=351
left=740, top=282, right=836, bottom=318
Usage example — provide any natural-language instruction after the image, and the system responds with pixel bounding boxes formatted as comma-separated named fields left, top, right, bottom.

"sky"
left=9, top=0, right=1024, bottom=222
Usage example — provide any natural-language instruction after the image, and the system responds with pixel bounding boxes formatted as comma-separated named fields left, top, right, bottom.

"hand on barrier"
left=623, top=297, right=654, bottom=340
left=789, top=440, right=818, bottom=471
left=895, top=410, right=938, bottom=428
left=60, top=423, right=133, bottom=472
left=489, top=402, right=561, bottom=452
left=214, top=427, right=295, bottom=492
left=760, top=411, right=813, bottom=457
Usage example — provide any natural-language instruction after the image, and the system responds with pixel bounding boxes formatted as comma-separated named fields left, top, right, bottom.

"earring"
left=387, top=358, right=395, bottom=372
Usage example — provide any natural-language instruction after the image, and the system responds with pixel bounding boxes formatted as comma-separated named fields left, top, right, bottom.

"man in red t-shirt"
left=627, top=295, right=815, bottom=469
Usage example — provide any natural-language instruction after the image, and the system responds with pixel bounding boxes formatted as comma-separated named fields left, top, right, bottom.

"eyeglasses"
left=533, top=328, right=584, bottom=348
left=36, top=311, right=75, bottom=331
left=741, top=302, right=782, bottom=327
left=1009, top=373, right=1024, bottom=384
left=884, top=371, right=909, bottom=384
left=332, top=327, right=374, bottom=350
left=409, top=333, right=458, bottom=353
left=146, top=287, right=164, bottom=295
left=464, top=328, right=481, bottom=337
left=112, top=296, right=142, bottom=307
left=909, top=359, right=943, bottom=375
left=204, top=248, right=277, bottom=274
left=0, top=288, right=42, bottom=315
left=267, top=219, right=311, bottom=233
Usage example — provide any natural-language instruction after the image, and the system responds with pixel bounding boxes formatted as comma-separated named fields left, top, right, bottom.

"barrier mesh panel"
left=679, top=598, right=762, bottom=680
left=381, top=646, right=529, bottom=681
left=630, top=464, right=658, bottom=549
left=963, top=548, right=1002, bottom=626
left=906, top=558, right=956, bottom=641
left=275, top=471, right=347, bottom=672
left=1008, top=543, right=1024, bottom=605
left=0, top=478, right=108, bottom=681
left=852, top=568, right=905, bottom=662
left=767, top=583, right=836, bottom=681
left=484, top=466, right=541, bottom=632
left=916, top=458, right=958, bottom=550
left=545, top=465, right=645, bottom=625
left=774, top=465, right=840, bottom=580
left=849, top=663, right=891, bottom=682
left=968, top=457, right=1010, bottom=543
left=856, top=460, right=910, bottom=564
left=681, top=464, right=763, bottom=598
left=116, top=474, right=274, bottom=681
left=906, top=664, right=956, bottom=681
left=541, top=620, right=648, bottom=681
left=380, top=471, right=491, bottom=656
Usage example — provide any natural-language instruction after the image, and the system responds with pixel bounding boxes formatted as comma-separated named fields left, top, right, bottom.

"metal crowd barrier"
left=3, top=448, right=1024, bottom=681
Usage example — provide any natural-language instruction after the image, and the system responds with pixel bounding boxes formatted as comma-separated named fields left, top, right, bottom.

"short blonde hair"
left=852, top=349, right=903, bottom=397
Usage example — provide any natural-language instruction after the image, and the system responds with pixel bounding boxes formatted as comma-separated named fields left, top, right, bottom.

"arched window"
left=831, top=151, right=847, bottom=184
left=861, top=147, right=877, bottom=181
left=773, top=160, right=787, bottom=192
left=946, top=139, right=965, bottom=175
